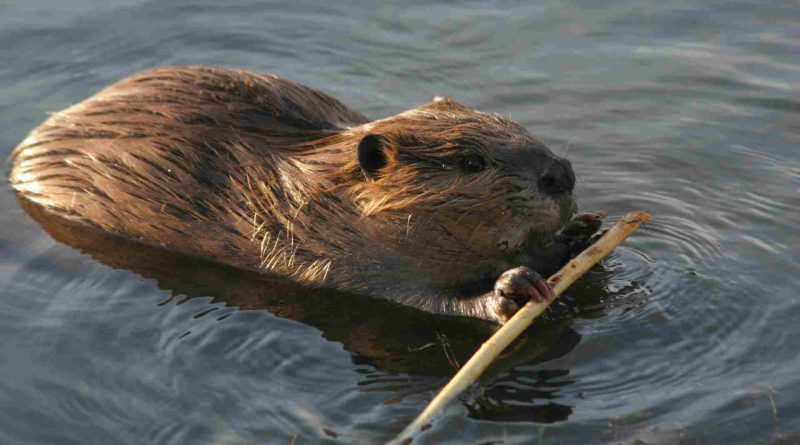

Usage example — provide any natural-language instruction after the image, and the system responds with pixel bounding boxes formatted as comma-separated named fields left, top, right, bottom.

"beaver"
left=9, top=66, right=598, bottom=323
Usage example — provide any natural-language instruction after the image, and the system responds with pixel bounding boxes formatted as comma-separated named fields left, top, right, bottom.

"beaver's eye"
left=459, top=155, right=486, bottom=173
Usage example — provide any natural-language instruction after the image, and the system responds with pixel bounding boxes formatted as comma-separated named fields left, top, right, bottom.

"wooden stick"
left=389, top=210, right=650, bottom=444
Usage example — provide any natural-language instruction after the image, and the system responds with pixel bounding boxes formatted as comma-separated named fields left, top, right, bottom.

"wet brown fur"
left=9, top=66, right=574, bottom=321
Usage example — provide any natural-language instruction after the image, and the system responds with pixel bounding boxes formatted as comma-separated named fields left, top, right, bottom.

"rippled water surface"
left=2, top=1, right=799, bottom=444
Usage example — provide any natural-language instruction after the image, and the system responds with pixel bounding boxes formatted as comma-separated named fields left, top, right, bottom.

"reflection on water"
left=1, top=0, right=800, bottom=444
left=19, top=195, right=601, bottom=423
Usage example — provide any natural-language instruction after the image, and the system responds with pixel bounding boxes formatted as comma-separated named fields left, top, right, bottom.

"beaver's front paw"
left=558, top=211, right=608, bottom=254
left=487, top=266, right=554, bottom=323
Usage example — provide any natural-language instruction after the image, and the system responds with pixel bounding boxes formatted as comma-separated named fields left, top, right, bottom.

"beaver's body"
left=10, top=66, right=586, bottom=323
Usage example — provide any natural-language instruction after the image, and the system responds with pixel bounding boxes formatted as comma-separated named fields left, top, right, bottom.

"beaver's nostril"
left=537, top=158, right=575, bottom=197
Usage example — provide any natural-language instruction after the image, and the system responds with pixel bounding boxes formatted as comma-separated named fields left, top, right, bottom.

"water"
left=1, top=1, right=799, bottom=444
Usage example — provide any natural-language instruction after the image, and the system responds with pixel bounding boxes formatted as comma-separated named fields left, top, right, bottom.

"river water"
left=1, top=1, right=799, bottom=444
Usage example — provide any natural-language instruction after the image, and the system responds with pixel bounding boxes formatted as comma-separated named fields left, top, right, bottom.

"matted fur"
left=9, top=66, right=575, bottom=321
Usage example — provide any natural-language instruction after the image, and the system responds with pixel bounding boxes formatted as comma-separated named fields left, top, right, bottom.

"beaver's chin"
left=540, top=195, right=577, bottom=232
left=495, top=195, right=576, bottom=255
left=556, top=194, right=578, bottom=226
left=521, top=195, right=577, bottom=244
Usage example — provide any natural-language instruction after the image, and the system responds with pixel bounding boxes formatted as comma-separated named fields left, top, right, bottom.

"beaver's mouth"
left=497, top=195, right=576, bottom=254
left=556, top=195, right=578, bottom=226
left=523, top=195, right=576, bottom=241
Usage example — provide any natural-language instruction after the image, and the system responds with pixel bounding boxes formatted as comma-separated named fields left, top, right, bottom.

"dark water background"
left=2, top=1, right=799, bottom=444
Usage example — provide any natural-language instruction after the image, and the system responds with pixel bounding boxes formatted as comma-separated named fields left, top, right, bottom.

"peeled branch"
left=390, top=210, right=651, bottom=444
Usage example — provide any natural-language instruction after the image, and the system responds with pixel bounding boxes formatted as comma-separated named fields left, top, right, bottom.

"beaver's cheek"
left=484, top=216, right=524, bottom=252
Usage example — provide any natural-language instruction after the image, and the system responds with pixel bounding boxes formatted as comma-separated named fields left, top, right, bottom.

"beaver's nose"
left=537, top=157, right=575, bottom=197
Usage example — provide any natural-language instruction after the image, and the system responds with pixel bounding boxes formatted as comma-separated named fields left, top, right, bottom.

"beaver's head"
left=342, top=98, right=576, bottom=275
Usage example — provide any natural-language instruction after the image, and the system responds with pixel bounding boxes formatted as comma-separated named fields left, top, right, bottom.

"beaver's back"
left=9, top=66, right=369, bottom=265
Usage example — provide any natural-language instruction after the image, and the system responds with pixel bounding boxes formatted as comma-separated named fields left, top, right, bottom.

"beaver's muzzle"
left=537, top=157, right=575, bottom=198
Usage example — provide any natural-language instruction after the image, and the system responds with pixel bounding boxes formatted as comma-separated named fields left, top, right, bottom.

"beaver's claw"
left=487, top=266, right=554, bottom=323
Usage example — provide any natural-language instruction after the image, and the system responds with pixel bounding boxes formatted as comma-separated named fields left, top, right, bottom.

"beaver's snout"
left=537, top=157, right=576, bottom=197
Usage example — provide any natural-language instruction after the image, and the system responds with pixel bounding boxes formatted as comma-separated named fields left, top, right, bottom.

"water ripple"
left=2, top=0, right=800, bottom=444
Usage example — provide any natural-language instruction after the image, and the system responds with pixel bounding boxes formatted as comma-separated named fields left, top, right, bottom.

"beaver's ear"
left=357, top=134, right=389, bottom=179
